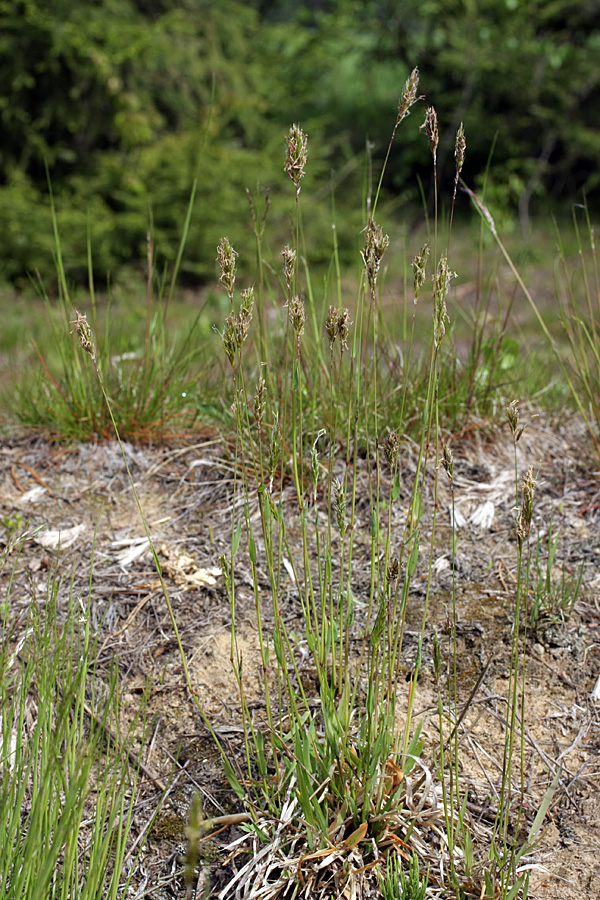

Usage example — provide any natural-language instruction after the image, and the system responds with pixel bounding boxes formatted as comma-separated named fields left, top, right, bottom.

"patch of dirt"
left=0, top=418, right=599, bottom=899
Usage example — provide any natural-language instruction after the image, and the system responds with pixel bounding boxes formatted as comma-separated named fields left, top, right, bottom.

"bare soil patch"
left=1, top=419, right=599, bottom=899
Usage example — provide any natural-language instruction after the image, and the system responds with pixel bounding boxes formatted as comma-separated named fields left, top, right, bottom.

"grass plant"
left=10, top=183, right=208, bottom=444
left=6, top=75, right=588, bottom=900
left=197, top=78, right=550, bottom=899
left=0, top=536, right=141, bottom=899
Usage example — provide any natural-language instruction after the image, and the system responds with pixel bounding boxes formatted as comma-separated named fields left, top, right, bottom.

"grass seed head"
left=333, top=478, right=347, bottom=537
left=412, top=242, right=430, bottom=303
left=442, top=444, right=454, bottom=482
left=397, top=66, right=420, bottom=124
left=506, top=399, right=524, bottom=441
left=362, top=217, right=390, bottom=300
left=70, top=310, right=96, bottom=359
left=382, top=431, right=399, bottom=470
left=253, top=375, right=266, bottom=429
left=238, top=288, right=254, bottom=344
left=325, top=305, right=338, bottom=349
left=420, top=106, right=439, bottom=163
left=336, top=307, right=351, bottom=351
left=455, top=122, right=466, bottom=176
left=268, top=416, right=282, bottom=492
left=386, top=556, right=400, bottom=586
left=325, top=306, right=351, bottom=352
left=287, top=295, right=305, bottom=341
left=216, top=237, right=237, bottom=301
left=284, top=124, right=308, bottom=188
left=433, top=257, right=455, bottom=347
left=215, top=288, right=254, bottom=366
left=281, top=245, right=296, bottom=301
left=517, top=466, right=536, bottom=546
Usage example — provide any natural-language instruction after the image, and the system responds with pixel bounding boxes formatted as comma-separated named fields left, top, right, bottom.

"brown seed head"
left=253, top=375, right=266, bottom=429
left=362, top=217, right=390, bottom=300
left=442, top=444, right=454, bottom=482
left=387, top=556, right=400, bottom=585
left=412, top=242, right=430, bottom=303
left=288, top=295, right=305, bottom=340
left=397, top=67, right=420, bottom=125
left=382, top=431, right=400, bottom=470
left=433, top=258, right=455, bottom=347
left=506, top=399, right=525, bottom=442
left=336, top=307, right=351, bottom=351
left=281, top=245, right=296, bottom=301
left=420, top=107, right=439, bottom=163
left=70, top=310, right=95, bottom=359
left=238, top=287, right=254, bottom=344
left=216, top=237, right=237, bottom=301
left=284, top=124, right=308, bottom=188
left=325, top=305, right=338, bottom=349
left=517, top=466, right=536, bottom=546
left=455, top=123, right=466, bottom=177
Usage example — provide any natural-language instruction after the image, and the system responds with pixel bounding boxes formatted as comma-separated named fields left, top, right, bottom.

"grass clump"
left=0, top=538, right=140, bottom=899
left=190, top=80, right=549, bottom=899
left=20, top=72, right=588, bottom=900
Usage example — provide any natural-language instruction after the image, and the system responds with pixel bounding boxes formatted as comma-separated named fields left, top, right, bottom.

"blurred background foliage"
left=0, top=0, right=599, bottom=285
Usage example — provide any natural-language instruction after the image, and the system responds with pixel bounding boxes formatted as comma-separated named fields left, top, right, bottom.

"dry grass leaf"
left=159, top=544, right=221, bottom=589
left=34, top=523, right=86, bottom=550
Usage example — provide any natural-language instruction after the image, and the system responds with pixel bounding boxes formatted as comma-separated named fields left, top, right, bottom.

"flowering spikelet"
left=216, top=237, right=237, bottom=301
left=325, top=305, right=337, bottom=349
left=517, top=466, right=536, bottom=547
left=267, top=416, right=282, bottom=493
left=253, top=375, right=266, bottom=429
left=362, top=217, right=389, bottom=300
left=284, top=124, right=308, bottom=189
left=70, top=310, right=95, bottom=359
left=333, top=478, right=347, bottom=537
left=387, top=556, right=400, bottom=586
left=506, top=399, right=525, bottom=442
left=433, top=257, right=455, bottom=348
left=336, top=307, right=350, bottom=351
left=442, top=444, right=454, bottom=483
left=215, top=287, right=254, bottom=367
left=287, top=295, right=305, bottom=341
left=412, top=242, right=430, bottom=303
left=455, top=123, right=466, bottom=177
left=382, top=431, right=399, bottom=470
left=420, top=107, right=439, bottom=163
left=397, top=67, right=420, bottom=125
left=325, top=306, right=351, bottom=352
left=281, top=245, right=296, bottom=303
left=310, top=430, right=326, bottom=503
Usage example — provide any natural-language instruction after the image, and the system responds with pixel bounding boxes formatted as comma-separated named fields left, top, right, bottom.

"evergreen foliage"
left=0, top=0, right=598, bottom=283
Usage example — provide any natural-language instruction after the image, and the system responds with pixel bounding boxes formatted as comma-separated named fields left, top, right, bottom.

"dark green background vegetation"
left=1, top=0, right=599, bottom=285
